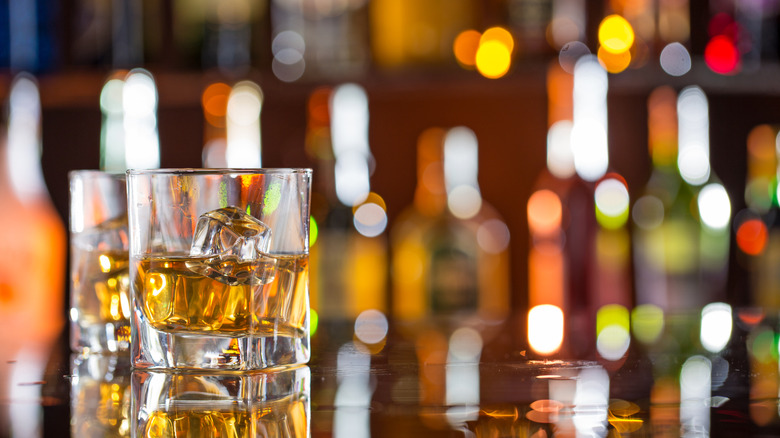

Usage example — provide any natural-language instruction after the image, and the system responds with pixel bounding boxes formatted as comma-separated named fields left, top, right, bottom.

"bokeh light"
left=528, top=189, right=563, bottom=236
left=659, top=42, right=692, bottom=76
left=354, top=309, right=389, bottom=345
left=480, top=26, right=515, bottom=53
left=476, top=40, right=512, bottom=79
left=547, top=120, right=576, bottom=178
left=598, top=15, right=635, bottom=54
left=631, top=304, right=664, bottom=345
left=697, top=183, right=731, bottom=230
left=558, top=41, right=591, bottom=74
left=596, top=304, right=631, bottom=361
left=677, top=86, right=710, bottom=186
left=597, top=46, right=631, bottom=73
left=705, top=35, right=740, bottom=75
left=310, top=217, right=319, bottom=246
left=736, top=218, right=768, bottom=256
left=700, top=303, right=733, bottom=353
left=594, top=176, right=630, bottom=229
left=310, top=308, right=319, bottom=336
left=201, top=82, right=231, bottom=128
left=271, top=30, right=306, bottom=82
left=528, top=305, right=564, bottom=355
left=477, top=218, right=511, bottom=254
left=572, top=56, right=609, bottom=182
left=453, top=29, right=481, bottom=68
left=353, top=201, right=388, bottom=237
left=632, top=195, right=664, bottom=230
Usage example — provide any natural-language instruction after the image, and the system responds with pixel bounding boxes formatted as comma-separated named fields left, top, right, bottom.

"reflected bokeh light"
left=528, top=305, right=564, bottom=355
left=680, top=355, right=712, bottom=435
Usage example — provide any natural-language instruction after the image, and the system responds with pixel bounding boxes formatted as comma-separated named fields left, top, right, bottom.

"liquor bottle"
left=632, top=86, right=731, bottom=313
left=390, top=126, right=511, bottom=338
left=734, top=125, right=780, bottom=309
left=0, top=74, right=67, bottom=345
left=0, top=74, right=66, bottom=438
left=270, top=0, right=369, bottom=80
left=308, top=84, right=388, bottom=325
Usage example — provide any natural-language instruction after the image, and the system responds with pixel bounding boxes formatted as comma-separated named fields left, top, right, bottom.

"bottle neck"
left=414, top=128, right=447, bottom=217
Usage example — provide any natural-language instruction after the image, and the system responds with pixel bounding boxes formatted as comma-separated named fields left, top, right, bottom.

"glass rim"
left=68, top=169, right=127, bottom=178
left=126, top=168, right=312, bottom=176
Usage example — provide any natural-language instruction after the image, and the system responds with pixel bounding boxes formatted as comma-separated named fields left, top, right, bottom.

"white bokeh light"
left=660, top=42, right=692, bottom=76
left=700, top=303, right=732, bottom=353
left=547, top=120, right=576, bottom=179
left=697, top=183, right=731, bottom=230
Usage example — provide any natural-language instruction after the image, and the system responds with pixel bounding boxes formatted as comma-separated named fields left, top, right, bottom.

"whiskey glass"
left=69, top=170, right=130, bottom=353
left=127, top=169, right=312, bottom=370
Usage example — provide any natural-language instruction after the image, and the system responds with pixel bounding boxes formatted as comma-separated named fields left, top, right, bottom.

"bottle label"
left=429, top=247, right=478, bottom=314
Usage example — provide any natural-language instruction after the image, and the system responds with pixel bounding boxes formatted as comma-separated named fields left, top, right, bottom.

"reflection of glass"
left=69, top=171, right=130, bottom=353
left=71, top=353, right=132, bottom=437
left=128, top=169, right=312, bottom=370
left=131, top=365, right=310, bottom=437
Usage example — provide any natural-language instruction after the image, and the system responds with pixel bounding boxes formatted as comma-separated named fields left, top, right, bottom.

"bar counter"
left=2, top=307, right=778, bottom=437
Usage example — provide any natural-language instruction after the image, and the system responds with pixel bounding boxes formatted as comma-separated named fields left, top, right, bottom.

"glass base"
left=70, top=319, right=131, bottom=353
left=131, top=311, right=310, bottom=371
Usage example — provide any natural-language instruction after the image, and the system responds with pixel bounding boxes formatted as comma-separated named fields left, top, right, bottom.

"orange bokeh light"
left=737, top=218, right=768, bottom=256
left=480, top=27, right=515, bottom=53
left=202, top=82, right=231, bottom=128
left=453, top=29, right=482, bottom=68
left=598, top=45, right=632, bottom=73
left=527, top=189, right=562, bottom=236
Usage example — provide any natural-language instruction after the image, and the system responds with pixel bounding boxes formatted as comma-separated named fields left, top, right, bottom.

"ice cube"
left=72, top=215, right=129, bottom=251
left=188, top=206, right=276, bottom=285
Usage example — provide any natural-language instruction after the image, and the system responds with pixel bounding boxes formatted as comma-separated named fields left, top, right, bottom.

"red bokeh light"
left=705, top=35, right=740, bottom=74
left=736, top=218, right=768, bottom=256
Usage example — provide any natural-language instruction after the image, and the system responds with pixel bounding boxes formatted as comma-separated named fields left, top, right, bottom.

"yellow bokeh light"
left=598, top=15, right=635, bottom=54
left=481, top=27, right=515, bottom=53
left=598, top=45, right=632, bottom=73
left=453, top=29, right=482, bottom=68
left=476, top=40, right=512, bottom=79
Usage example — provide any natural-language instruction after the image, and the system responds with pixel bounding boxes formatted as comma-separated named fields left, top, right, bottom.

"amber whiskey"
left=134, top=253, right=308, bottom=336
left=71, top=249, right=131, bottom=345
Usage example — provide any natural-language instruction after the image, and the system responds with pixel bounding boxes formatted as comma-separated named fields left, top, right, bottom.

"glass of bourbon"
left=69, top=170, right=131, bottom=353
left=127, top=169, right=312, bottom=370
